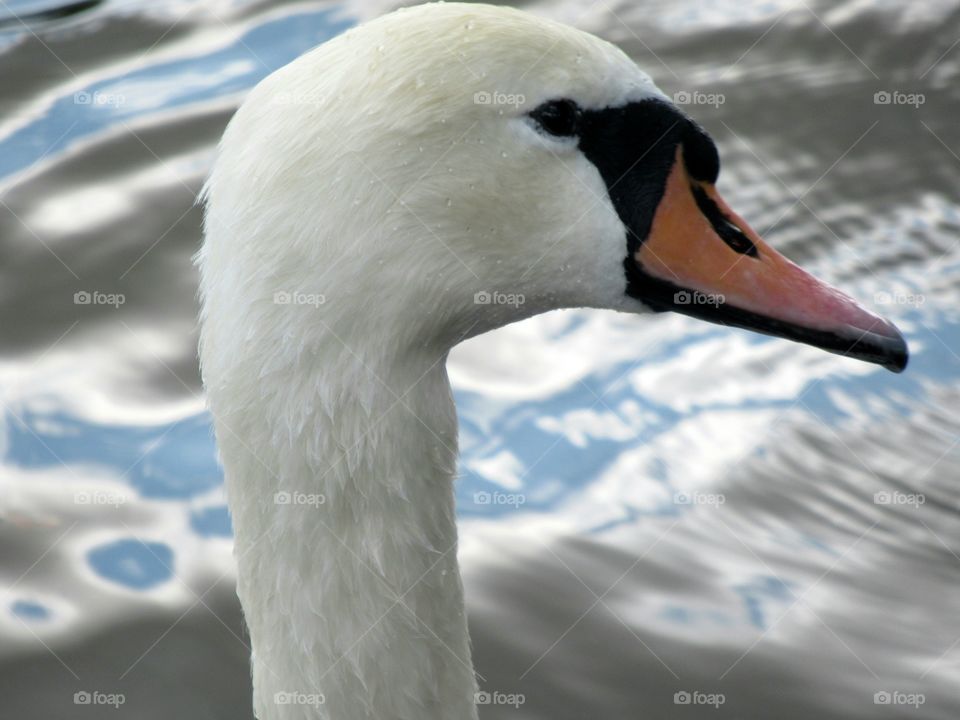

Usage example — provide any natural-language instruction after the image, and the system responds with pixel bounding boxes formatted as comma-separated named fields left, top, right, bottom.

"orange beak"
left=629, top=147, right=908, bottom=372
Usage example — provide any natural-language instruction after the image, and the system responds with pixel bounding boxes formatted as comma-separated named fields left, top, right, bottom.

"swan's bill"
left=623, top=146, right=909, bottom=373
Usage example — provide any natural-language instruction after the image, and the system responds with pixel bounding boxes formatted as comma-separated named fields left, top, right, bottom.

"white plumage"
left=199, top=5, right=663, bottom=718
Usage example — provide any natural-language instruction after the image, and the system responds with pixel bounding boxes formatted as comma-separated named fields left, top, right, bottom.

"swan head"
left=202, top=2, right=907, bottom=373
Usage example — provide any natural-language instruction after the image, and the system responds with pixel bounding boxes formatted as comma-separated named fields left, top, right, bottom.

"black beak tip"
left=882, top=336, right=909, bottom=374
left=851, top=327, right=909, bottom=374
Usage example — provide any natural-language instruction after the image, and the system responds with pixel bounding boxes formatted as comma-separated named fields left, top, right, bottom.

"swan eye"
left=529, top=99, right=582, bottom=137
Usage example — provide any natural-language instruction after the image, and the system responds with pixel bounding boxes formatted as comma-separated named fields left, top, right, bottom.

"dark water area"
left=1, top=0, right=959, bottom=718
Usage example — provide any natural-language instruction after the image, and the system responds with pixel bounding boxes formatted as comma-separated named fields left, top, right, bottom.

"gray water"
left=1, top=0, right=958, bottom=718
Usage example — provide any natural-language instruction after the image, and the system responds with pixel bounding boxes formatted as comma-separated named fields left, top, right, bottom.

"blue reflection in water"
left=87, top=539, right=173, bottom=590
left=455, top=309, right=955, bottom=524
left=5, top=411, right=221, bottom=499
left=190, top=505, right=232, bottom=538
left=0, top=5, right=354, bottom=180
left=11, top=599, right=50, bottom=620
left=661, top=604, right=693, bottom=625
left=734, top=576, right=794, bottom=629
left=659, top=577, right=795, bottom=631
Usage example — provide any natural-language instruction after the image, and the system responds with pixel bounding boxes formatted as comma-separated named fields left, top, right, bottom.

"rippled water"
left=1, top=0, right=959, bottom=718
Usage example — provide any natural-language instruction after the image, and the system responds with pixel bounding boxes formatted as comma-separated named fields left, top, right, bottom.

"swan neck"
left=222, top=354, right=478, bottom=720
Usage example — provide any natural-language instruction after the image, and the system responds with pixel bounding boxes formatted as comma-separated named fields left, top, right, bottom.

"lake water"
left=1, top=0, right=958, bottom=718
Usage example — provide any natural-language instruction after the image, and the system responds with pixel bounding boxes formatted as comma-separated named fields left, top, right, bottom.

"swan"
left=197, top=3, right=908, bottom=718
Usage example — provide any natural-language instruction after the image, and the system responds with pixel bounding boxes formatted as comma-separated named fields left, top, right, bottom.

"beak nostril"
left=691, top=184, right=758, bottom=258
